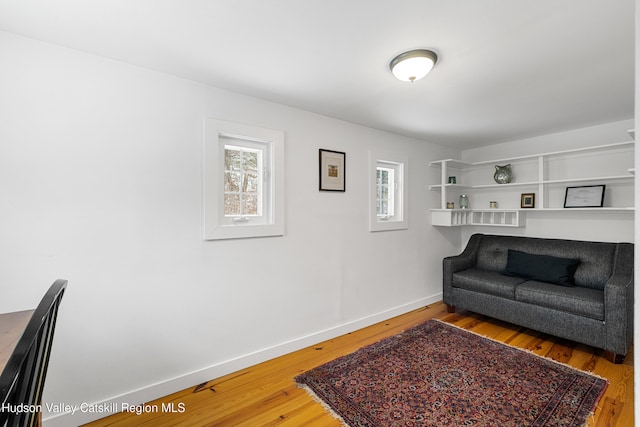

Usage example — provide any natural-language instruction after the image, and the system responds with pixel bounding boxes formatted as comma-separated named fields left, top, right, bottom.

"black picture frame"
left=319, top=149, right=346, bottom=191
left=563, top=185, right=605, bottom=208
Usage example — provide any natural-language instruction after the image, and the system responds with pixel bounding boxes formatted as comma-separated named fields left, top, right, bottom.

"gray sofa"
left=443, top=233, right=634, bottom=363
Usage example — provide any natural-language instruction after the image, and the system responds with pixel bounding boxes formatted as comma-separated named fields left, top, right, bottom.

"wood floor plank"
left=82, top=302, right=633, bottom=426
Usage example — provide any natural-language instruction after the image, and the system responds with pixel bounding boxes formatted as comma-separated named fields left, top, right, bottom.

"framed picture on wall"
left=564, top=185, right=605, bottom=208
left=521, top=193, right=535, bottom=208
left=319, top=149, right=346, bottom=191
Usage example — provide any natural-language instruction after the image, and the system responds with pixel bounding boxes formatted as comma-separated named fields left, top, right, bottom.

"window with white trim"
left=223, top=139, right=265, bottom=224
left=204, top=118, right=284, bottom=240
left=376, top=165, right=396, bottom=219
left=369, top=152, right=408, bottom=232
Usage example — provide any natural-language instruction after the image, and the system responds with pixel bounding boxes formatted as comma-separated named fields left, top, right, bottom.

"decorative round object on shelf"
left=493, top=164, right=513, bottom=184
left=459, top=194, right=469, bottom=209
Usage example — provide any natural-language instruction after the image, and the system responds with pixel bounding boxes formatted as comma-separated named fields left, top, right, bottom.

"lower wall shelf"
left=431, top=207, right=635, bottom=227
left=431, top=209, right=524, bottom=227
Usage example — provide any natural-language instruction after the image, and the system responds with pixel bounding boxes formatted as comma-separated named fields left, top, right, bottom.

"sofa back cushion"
left=504, top=249, right=580, bottom=286
left=475, top=235, right=615, bottom=290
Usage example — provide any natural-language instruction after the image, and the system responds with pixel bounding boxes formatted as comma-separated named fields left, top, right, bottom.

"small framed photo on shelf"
left=521, top=193, right=535, bottom=208
left=564, top=185, right=605, bottom=208
left=319, top=149, right=346, bottom=192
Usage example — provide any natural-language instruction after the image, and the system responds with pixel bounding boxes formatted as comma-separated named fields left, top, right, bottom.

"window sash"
left=369, top=152, right=407, bottom=232
left=376, top=167, right=395, bottom=218
left=219, top=135, right=269, bottom=226
left=204, top=117, right=284, bottom=240
left=224, top=144, right=264, bottom=218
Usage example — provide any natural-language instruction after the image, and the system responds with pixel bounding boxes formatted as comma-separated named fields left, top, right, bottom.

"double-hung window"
left=204, top=118, right=284, bottom=240
left=369, top=152, right=408, bottom=231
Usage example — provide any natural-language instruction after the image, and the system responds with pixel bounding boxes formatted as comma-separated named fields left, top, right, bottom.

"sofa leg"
left=603, top=350, right=624, bottom=364
left=446, top=304, right=456, bottom=313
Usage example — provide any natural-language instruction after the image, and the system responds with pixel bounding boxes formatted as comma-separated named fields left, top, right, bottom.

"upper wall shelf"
left=429, top=141, right=635, bottom=227
left=429, top=141, right=635, bottom=170
left=429, top=174, right=633, bottom=191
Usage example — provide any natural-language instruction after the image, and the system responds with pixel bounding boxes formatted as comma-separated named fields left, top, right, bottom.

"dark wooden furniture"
left=0, top=279, right=67, bottom=427
left=0, top=311, right=34, bottom=374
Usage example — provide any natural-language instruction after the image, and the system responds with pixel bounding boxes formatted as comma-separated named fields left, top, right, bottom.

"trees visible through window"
left=204, top=118, right=284, bottom=240
left=219, top=136, right=269, bottom=225
left=224, top=145, right=262, bottom=217
left=376, top=166, right=395, bottom=219
left=369, top=153, right=408, bottom=232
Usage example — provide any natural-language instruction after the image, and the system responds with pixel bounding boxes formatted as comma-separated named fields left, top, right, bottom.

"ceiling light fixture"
left=389, top=49, right=438, bottom=82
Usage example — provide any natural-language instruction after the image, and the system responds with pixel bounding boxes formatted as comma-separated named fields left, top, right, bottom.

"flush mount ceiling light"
left=389, top=49, right=438, bottom=82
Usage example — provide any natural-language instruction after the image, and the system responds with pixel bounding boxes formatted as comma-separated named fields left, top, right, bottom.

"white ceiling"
left=0, top=0, right=634, bottom=150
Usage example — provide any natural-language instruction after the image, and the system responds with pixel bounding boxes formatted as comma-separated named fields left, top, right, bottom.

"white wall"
left=459, top=120, right=635, bottom=244
left=0, top=32, right=462, bottom=425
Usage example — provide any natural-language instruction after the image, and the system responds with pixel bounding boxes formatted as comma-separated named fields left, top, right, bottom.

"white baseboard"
left=43, top=293, right=442, bottom=426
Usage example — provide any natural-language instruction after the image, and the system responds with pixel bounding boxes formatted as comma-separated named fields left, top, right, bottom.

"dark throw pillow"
left=504, top=249, right=580, bottom=286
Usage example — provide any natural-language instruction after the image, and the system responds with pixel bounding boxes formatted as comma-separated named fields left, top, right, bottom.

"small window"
left=204, top=118, right=284, bottom=240
left=223, top=140, right=265, bottom=223
left=376, top=166, right=395, bottom=219
left=370, top=152, right=408, bottom=232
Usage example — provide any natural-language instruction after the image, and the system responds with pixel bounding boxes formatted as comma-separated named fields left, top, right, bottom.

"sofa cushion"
left=504, top=249, right=580, bottom=286
left=515, top=281, right=604, bottom=320
left=475, top=235, right=615, bottom=290
left=453, top=268, right=525, bottom=299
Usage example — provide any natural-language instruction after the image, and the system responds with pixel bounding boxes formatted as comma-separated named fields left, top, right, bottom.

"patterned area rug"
left=295, top=319, right=607, bottom=427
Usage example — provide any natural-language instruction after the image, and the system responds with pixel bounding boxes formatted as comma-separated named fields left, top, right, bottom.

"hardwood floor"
left=83, top=302, right=633, bottom=426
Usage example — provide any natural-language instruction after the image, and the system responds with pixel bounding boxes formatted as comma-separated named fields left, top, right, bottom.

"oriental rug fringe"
left=295, top=319, right=607, bottom=427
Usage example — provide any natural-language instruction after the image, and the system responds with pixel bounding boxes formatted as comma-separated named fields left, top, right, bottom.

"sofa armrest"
left=443, top=234, right=483, bottom=302
left=604, top=243, right=634, bottom=356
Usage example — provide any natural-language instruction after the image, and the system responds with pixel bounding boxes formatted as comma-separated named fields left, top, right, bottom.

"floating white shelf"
left=429, top=141, right=634, bottom=169
left=524, top=207, right=634, bottom=212
left=431, top=209, right=524, bottom=227
left=429, top=174, right=633, bottom=191
left=430, top=207, right=634, bottom=228
left=429, top=141, right=635, bottom=227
